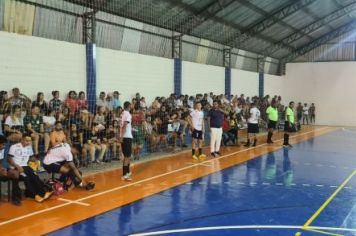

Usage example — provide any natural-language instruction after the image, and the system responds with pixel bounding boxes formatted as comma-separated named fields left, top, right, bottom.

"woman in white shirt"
left=4, top=105, right=24, bottom=142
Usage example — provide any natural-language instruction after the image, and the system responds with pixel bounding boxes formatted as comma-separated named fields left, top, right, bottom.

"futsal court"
left=0, top=126, right=355, bottom=236
left=2, top=0, right=356, bottom=236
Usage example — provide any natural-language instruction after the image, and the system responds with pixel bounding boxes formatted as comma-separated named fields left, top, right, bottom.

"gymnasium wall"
left=181, top=61, right=225, bottom=95
left=285, top=62, right=356, bottom=126
left=0, top=31, right=284, bottom=105
left=96, top=48, right=174, bottom=103
left=231, top=69, right=259, bottom=97
left=0, top=31, right=86, bottom=100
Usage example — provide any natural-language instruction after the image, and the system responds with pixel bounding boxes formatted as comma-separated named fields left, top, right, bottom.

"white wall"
left=0, top=31, right=86, bottom=100
left=182, top=61, right=224, bottom=95
left=96, top=48, right=174, bottom=104
left=264, top=74, right=285, bottom=99
left=231, top=69, right=259, bottom=97
left=285, top=62, right=356, bottom=126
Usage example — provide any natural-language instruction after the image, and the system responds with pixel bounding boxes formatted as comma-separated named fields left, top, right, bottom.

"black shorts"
left=43, top=162, right=65, bottom=173
left=122, top=138, right=132, bottom=158
left=268, top=120, right=277, bottom=129
left=192, top=129, right=203, bottom=140
left=284, top=121, right=297, bottom=132
left=247, top=123, right=259, bottom=133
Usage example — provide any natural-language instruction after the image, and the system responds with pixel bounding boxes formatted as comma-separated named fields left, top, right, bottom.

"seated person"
left=50, top=121, right=67, bottom=147
left=8, top=134, right=53, bottom=203
left=0, top=135, right=21, bottom=206
left=43, top=142, right=95, bottom=191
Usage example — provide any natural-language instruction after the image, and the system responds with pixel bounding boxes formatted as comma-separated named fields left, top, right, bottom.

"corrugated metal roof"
left=6, top=0, right=356, bottom=64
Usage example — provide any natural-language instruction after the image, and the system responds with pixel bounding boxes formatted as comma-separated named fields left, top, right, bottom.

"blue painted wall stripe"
left=225, top=67, right=231, bottom=97
left=259, top=72, right=264, bottom=98
left=174, top=58, right=182, bottom=95
left=86, top=43, right=97, bottom=114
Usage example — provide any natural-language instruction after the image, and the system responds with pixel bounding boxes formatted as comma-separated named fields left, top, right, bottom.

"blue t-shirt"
left=209, top=109, right=224, bottom=128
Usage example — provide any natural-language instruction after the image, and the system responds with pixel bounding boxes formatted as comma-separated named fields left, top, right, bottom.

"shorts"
left=247, top=123, right=259, bottom=133
left=192, top=129, right=203, bottom=140
left=268, top=120, right=277, bottom=129
left=122, top=138, right=132, bottom=158
left=43, top=162, right=65, bottom=173
left=284, top=121, right=297, bottom=132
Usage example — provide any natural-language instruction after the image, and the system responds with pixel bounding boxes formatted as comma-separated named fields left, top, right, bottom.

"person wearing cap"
left=113, top=91, right=122, bottom=109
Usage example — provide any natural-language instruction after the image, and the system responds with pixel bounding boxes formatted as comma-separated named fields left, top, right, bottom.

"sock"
left=128, top=164, right=131, bottom=174
left=192, top=149, right=195, bottom=156
left=245, top=139, right=250, bottom=146
left=283, top=133, right=288, bottom=145
left=198, top=148, right=202, bottom=155
left=253, top=138, right=257, bottom=146
left=123, top=165, right=128, bottom=176
left=267, top=132, right=272, bottom=141
left=286, top=134, right=290, bottom=144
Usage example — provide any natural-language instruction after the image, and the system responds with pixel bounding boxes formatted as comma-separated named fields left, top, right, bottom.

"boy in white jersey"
left=188, top=102, right=206, bottom=161
left=43, top=143, right=95, bottom=190
left=244, top=102, right=261, bottom=147
left=120, top=101, right=133, bottom=181
left=8, top=134, right=53, bottom=203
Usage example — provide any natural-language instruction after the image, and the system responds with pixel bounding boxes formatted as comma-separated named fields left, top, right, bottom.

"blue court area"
left=51, top=129, right=356, bottom=236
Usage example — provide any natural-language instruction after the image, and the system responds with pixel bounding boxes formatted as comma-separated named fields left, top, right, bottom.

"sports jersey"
left=190, top=110, right=204, bottom=131
left=9, top=143, right=33, bottom=167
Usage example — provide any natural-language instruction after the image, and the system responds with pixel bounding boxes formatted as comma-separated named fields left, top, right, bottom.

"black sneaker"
left=12, top=198, right=22, bottom=206
left=85, top=182, right=95, bottom=191
left=210, top=152, right=216, bottom=157
left=182, top=144, right=188, bottom=148
left=215, top=152, right=221, bottom=156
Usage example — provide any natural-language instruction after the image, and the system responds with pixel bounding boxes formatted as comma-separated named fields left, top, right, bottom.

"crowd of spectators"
left=0, top=88, right=316, bottom=167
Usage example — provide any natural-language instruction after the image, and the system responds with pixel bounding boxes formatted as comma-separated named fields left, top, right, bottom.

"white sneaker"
left=121, top=173, right=132, bottom=181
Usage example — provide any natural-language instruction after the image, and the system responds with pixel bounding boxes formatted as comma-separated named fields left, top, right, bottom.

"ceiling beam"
left=225, top=0, right=316, bottom=48
left=262, top=1, right=356, bottom=57
left=175, top=0, right=236, bottom=35
left=281, top=20, right=356, bottom=63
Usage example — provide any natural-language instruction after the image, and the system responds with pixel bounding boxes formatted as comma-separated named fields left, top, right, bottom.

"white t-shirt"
left=9, top=143, right=33, bottom=167
left=5, top=116, right=23, bottom=127
left=121, top=110, right=133, bottom=139
left=190, top=110, right=204, bottom=131
left=248, top=107, right=260, bottom=124
left=43, top=143, right=73, bottom=165
left=43, top=116, right=56, bottom=126
left=303, top=106, right=309, bottom=115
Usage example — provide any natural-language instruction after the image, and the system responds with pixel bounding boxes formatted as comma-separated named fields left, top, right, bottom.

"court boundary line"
left=295, top=169, right=356, bottom=236
left=57, top=198, right=90, bottom=207
left=128, top=225, right=356, bottom=236
left=0, top=127, right=331, bottom=227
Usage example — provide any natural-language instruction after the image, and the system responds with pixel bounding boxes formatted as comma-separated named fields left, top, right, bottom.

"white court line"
left=57, top=198, right=90, bottom=207
left=128, top=225, right=356, bottom=236
left=0, top=127, right=331, bottom=226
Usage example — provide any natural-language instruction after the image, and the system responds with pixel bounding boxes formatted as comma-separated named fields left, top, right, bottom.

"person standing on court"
left=188, top=101, right=206, bottom=161
left=283, top=101, right=296, bottom=147
left=208, top=100, right=224, bottom=157
left=244, top=102, right=260, bottom=147
left=266, top=99, right=278, bottom=144
left=120, top=101, right=133, bottom=181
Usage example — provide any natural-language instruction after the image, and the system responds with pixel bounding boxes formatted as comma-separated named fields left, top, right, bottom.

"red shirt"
left=64, top=98, right=78, bottom=113
left=222, top=119, right=230, bottom=132
left=77, top=99, right=88, bottom=110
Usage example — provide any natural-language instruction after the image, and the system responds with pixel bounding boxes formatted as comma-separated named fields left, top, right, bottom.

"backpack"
left=45, top=179, right=65, bottom=196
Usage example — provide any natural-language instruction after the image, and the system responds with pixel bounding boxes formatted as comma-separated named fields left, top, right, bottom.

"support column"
left=223, top=48, right=232, bottom=97
left=257, top=56, right=265, bottom=98
left=83, top=10, right=97, bottom=114
left=172, top=34, right=182, bottom=95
